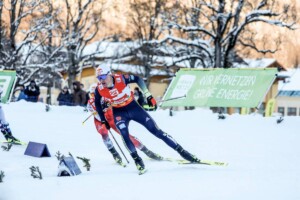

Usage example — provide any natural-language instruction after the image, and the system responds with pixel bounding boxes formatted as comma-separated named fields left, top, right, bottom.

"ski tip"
left=1, top=140, right=27, bottom=146
left=177, top=159, right=228, bottom=167
left=200, top=160, right=229, bottom=166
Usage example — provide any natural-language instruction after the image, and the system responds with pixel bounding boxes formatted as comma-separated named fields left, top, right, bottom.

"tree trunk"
left=215, top=40, right=222, bottom=68
left=68, top=72, right=76, bottom=89
left=46, top=86, right=51, bottom=105
left=144, top=63, right=151, bottom=87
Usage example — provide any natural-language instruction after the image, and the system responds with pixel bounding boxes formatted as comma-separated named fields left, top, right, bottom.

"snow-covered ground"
left=0, top=101, right=300, bottom=200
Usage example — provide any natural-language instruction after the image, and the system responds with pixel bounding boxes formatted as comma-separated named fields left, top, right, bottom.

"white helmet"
left=89, top=83, right=98, bottom=94
left=95, top=65, right=111, bottom=76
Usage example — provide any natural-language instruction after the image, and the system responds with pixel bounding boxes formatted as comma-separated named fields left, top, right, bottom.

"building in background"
left=277, top=68, right=300, bottom=116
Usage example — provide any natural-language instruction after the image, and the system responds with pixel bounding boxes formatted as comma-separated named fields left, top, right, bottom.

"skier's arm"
left=122, top=74, right=157, bottom=108
left=94, top=89, right=105, bottom=122
left=122, top=74, right=151, bottom=97
left=86, top=101, right=97, bottom=115
left=95, top=90, right=111, bottom=129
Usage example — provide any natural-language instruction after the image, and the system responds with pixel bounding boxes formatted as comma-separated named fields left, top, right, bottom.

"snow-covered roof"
left=233, top=58, right=277, bottom=69
left=97, top=63, right=173, bottom=77
left=82, top=41, right=138, bottom=58
left=83, top=41, right=192, bottom=68
left=83, top=41, right=283, bottom=70
left=278, top=68, right=300, bottom=91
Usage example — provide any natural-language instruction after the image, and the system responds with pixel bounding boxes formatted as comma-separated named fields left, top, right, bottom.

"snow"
left=96, top=63, right=173, bottom=77
left=1, top=101, right=300, bottom=200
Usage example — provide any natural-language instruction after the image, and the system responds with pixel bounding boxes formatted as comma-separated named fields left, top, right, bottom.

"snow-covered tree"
left=0, top=0, right=44, bottom=70
left=121, top=0, right=174, bottom=85
left=162, top=0, right=296, bottom=68
left=54, top=0, right=111, bottom=87
left=0, top=0, right=64, bottom=104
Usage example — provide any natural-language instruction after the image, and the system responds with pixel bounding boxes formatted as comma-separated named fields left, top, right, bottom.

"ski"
left=152, top=157, right=228, bottom=166
left=0, top=140, right=27, bottom=146
left=177, top=159, right=228, bottom=166
left=163, top=157, right=184, bottom=162
left=147, top=157, right=182, bottom=162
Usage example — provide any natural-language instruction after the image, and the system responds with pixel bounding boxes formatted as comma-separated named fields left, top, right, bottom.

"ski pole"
left=82, top=113, right=93, bottom=125
left=158, top=95, right=186, bottom=103
left=108, top=129, right=130, bottom=164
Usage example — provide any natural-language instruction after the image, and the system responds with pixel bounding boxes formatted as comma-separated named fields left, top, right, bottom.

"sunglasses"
left=97, top=74, right=108, bottom=81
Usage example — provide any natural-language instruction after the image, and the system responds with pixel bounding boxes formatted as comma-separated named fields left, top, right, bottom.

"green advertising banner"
left=0, top=71, right=17, bottom=103
left=161, top=68, right=277, bottom=108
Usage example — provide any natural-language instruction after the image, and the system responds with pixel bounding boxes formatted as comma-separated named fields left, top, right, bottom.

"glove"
left=101, top=100, right=111, bottom=110
left=101, top=120, right=110, bottom=130
left=146, top=95, right=157, bottom=109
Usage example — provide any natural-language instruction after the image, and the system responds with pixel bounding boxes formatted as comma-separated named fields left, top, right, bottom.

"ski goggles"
left=97, top=74, right=108, bottom=81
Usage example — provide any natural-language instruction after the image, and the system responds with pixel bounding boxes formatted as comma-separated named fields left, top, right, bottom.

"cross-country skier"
left=0, top=87, right=21, bottom=144
left=87, top=84, right=163, bottom=167
left=94, top=65, right=201, bottom=174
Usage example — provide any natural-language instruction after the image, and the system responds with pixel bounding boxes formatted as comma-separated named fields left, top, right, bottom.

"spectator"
left=72, top=81, right=87, bottom=106
left=134, top=87, right=145, bottom=106
left=80, top=83, right=89, bottom=106
left=17, top=85, right=27, bottom=101
left=57, top=86, right=72, bottom=106
left=24, top=80, right=40, bottom=102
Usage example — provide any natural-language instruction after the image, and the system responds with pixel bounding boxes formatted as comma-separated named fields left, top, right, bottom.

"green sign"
left=0, top=71, right=17, bottom=103
left=161, top=68, right=277, bottom=108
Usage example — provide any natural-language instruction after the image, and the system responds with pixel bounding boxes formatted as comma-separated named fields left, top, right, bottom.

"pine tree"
left=55, top=151, right=64, bottom=161
left=29, top=166, right=43, bottom=179
left=77, top=156, right=91, bottom=171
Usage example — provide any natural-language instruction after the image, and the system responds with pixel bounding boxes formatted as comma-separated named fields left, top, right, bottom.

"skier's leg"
left=113, top=107, right=145, bottom=171
left=112, top=109, right=136, bottom=154
left=107, top=109, right=162, bottom=160
left=130, top=102, right=178, bottom=148
left=94, top=118, right=122, bottom=164
left=130, top=101, right=200, bottom=162
left=0, top=106, right=20, bottom=142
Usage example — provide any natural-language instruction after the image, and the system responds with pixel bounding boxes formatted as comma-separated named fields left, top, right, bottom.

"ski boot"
left=175, top=145, right=201, bottom=163
left=140, top=146, right=163, bottom=160
left=109, top=147, right=126, bottom=167
left=0, top=123, right=21, bottom=144
left=131, top=152, right=147, bottom=175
